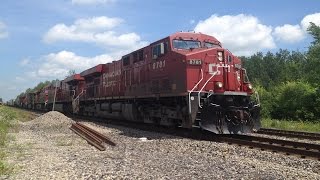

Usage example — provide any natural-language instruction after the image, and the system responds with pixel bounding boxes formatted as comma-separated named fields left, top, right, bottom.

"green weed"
left=262, top=118, right=320, bottom=132
left=0, top=106, right=35, bottom=176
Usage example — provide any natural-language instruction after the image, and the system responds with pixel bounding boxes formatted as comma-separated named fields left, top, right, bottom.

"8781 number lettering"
left=153, top=60, right=166, bottom=70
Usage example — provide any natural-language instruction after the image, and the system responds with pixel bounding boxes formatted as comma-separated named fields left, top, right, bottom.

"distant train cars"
left=15, top=32, right=261, bottom=134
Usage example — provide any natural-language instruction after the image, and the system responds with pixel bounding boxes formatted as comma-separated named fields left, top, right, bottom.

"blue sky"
left=0, top=0, right=320, bottom=101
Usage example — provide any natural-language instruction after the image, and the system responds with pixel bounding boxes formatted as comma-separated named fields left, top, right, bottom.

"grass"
left=261, top=118, right=320, bottom=133
left=0, top=106, right=17, bottom=146
left=0, top=106, right=35, bottom=175
left=9, top=108, right=36, bottom=122
left=0, top=105, right=17, bottom=175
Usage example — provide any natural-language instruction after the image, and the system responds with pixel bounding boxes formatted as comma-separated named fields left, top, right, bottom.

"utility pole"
left=52, top=80, right=58, bottom=111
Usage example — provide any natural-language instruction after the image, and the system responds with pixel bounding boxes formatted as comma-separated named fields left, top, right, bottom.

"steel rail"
left=76, top=122, right=116, bottom=146
left=73, top=123, right=104, bottom=144
left=228, top=134, right=320, bottom=151
left=257, top=128, right=320, bottom=140
left=218, top=136, right=320, bottom=159
left=70, top=123, right=106, bottom=151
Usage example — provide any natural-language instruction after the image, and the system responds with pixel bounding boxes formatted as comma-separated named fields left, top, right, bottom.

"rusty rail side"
left=73, top=123, right=103, bottom=144
left=257, top=128, right=320, bottom=140
left=220, top=136, right=320, bottom=159
left=70, top=123, right=105, bottom=151
left=76, top=122, right=116, bottom=146
left=229, top=134, right=320, bottom=151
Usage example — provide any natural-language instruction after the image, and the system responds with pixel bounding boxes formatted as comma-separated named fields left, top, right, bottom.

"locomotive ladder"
left=188, top=69, right=204, bottom=114
left=195, top=70, right=219, bottom=126
left=72, top=90, right=84, bottom=114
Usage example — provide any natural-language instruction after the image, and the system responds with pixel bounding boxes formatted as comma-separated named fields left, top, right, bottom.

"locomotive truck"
left=18, top=32, right=261, bottom=134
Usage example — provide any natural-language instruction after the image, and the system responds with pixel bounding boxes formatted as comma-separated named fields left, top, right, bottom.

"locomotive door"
left=225, top=53, right=237, bottom=91
left=124, top=69, right=132, bottom=92
left=93, top=77, right=100, bottom=98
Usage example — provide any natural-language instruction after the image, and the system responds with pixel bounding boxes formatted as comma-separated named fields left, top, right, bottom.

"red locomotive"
left=18, top=32, right=261, bottom=134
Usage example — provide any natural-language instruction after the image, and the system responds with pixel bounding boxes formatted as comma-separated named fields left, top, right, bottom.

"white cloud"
left=16, top=51, right=116, bottom=82
left=194, top=14, right=275, bottom=56
left=15, top=76, right=26, bottom=82
left=301, top=12, right=320, bottom=31
left=43, top=16, right=148, bottom=51
left=73, top=16, right=123, bottom=30
left=273, top=24, right=305, bottom=43
left=36, top=51, right=114, bottom=79
left=7, top=86, right=17, bottom=91
left=272, top=12, right=320, bottom=44
left=71, top=0, right=115, bottom=5
left=23, top=16, right=149, bottom=84
left=19, top=58, right=30, bottom=66
left=0, top=21, right=8, bottom=39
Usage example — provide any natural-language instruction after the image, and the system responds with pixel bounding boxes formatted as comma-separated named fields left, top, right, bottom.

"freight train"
left=15, top=32, right=261, bottom=134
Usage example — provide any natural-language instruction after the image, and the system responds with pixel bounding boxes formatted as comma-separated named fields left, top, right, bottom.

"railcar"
left=24, top=32, right=261, bottom=134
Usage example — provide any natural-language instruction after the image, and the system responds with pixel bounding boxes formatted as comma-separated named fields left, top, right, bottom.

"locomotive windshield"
left=204, top=42, right=221, bottom=48
left=173, top=39, right=201, bottom=49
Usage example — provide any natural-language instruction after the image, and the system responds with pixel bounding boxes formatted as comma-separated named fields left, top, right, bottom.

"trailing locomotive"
left=17, top=32, right=261, bottom=134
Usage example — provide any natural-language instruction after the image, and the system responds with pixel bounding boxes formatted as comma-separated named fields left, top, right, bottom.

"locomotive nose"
left=199, top=96, right=261, bottom=134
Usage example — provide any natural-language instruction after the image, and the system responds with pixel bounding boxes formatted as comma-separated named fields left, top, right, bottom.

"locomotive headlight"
left=216, top=82, right=223, bottom=88
left=236, top=72, right=241, bottom=81
left=248, top=84, right=253, bottom=90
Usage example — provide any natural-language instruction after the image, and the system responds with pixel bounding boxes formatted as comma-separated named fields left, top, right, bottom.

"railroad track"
left=71, top=115, right=320, bottom=160
left=257, top=128, right=320, bottom=140
left=219, top=134, right=320, bottom=160
left=11, top=107, right=320, bottom=160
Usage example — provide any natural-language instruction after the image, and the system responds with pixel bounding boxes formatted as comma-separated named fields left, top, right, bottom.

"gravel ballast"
left=3, top=111, right=320, bottom=179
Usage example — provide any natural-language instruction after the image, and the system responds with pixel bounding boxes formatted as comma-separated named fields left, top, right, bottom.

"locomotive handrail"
left=242, top=68, right=260, bottom=107
left=72, top=89, right=85, bottom=114
left=71, top=90, right=76, bottom=99
left=242, top=68, right=250, bottom=83
left=188, top=69, right=204, bottom=114
left=253, top=91, right=261, bottom=108
left=198, top=70, right=219, bottom=108
left=75, top=89, right=84, bottom=101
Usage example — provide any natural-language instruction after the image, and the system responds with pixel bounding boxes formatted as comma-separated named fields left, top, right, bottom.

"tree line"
left=14, top=70, right=77, bottom=102
left=15, top=80, right=59, bottom=102
left=242, top=23, right=320, bottom=121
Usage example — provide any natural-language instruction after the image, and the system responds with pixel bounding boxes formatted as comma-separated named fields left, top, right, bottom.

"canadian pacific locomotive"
left=16, top=32, right=260, bottom=134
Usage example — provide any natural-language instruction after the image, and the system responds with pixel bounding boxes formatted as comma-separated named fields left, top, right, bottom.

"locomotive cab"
left=170, top=32, right=261, bottom=134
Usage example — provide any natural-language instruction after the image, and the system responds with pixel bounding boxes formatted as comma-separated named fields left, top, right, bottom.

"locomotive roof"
left=121, top=32, right=221, bottom=58
left=169, top=32, right=221, bottom=46
left=80, top=64, right=104, bottom=77
left=64, top=74, right=84, bottom=83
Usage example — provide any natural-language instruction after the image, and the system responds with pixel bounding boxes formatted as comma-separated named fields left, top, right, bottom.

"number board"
left=189, top=59, right=202, bottom=65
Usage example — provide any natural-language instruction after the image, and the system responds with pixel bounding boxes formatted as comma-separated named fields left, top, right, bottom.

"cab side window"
left=152, top=41, right=168, bottom=59
left=133, top=50, right=144, bottom=63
